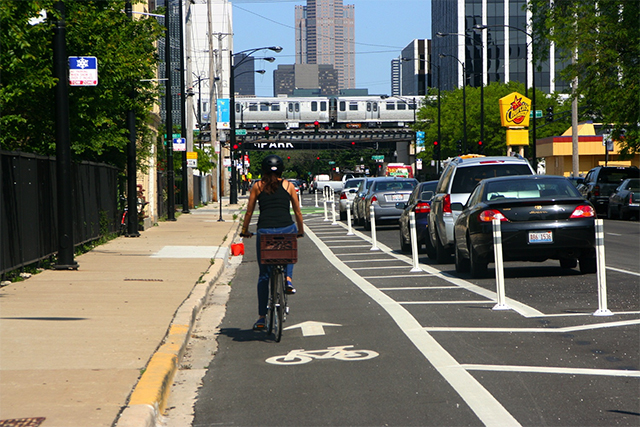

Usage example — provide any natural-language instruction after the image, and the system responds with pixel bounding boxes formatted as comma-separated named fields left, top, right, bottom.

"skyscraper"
left=295, top=0, right=355, bottom=90
left=431, top=0, right=568, bottom=94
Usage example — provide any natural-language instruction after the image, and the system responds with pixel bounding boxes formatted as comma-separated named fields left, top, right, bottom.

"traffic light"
left=477, top=140, right=484, bottom=154
left=314, top=121, right=320, bottom=133
left=456, top=140, right=462, bottom=155
left=264, top=125, right=270, bottom=139
left=546, top=107, right=554, bottom=122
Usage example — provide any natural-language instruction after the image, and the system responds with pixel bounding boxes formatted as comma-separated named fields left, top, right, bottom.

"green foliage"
left=528, top=0, right=640, bottom=154
left=416, top=81, right=578, bottom=162
left=0, top=0, right=164, bottom=169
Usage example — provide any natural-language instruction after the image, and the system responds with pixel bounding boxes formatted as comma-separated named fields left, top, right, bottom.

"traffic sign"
left=235, top=129, right=247, bottom=136
left=173, top=138, right=186, bottom=151
left=372, top=155, right=384, bottom=160
left=530, top=110, right=543, bottom=118
left=69, top=56, right=98, bottom=86
left=186, top=151, right=198, bottom=167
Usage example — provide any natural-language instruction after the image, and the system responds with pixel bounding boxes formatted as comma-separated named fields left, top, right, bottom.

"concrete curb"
left=115, top=219, right=242, bottom=427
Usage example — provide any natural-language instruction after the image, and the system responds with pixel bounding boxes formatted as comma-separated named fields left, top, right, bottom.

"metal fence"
left=1, top=150, right=119, bottom=275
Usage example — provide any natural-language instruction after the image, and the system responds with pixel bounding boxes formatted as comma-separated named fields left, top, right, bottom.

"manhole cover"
left=0, top=418, right=46, bottom=427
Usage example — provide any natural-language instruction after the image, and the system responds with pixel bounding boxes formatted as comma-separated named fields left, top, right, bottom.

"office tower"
left=273, top=64, right=339, bottom=96
left=295, top=0, right=355, bottom=90
left=431, top=0, right=568, bottom=93
left=401, top=39, right=429, bottom=96
left=391, top=58, right=401, bottom=96
left=234, top=54, right=256, bottom=96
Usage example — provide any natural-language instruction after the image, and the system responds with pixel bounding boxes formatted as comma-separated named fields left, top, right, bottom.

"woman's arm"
left=286, top=181, right=304, bottom=237
left=241, top=182, right=261, bottom=237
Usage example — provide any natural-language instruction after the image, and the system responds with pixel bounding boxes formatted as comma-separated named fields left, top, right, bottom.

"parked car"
left=362, top=177, right=418, bottom=230
left=428, top=155, right=535, bottom=263
left=608, top=178, right=640, bottom=220
left=338, top=178, right=365, bottom=220
left=352, top=177, right=380, bottom=226
left=396, top=180, right=438, bottom=256
left=577, top=166, right=639, bottom=216
left=453, top=175, right=597, bottom=278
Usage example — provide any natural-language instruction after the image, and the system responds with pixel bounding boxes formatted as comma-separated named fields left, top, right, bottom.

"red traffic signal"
left=477, top=140, right=483, bottom=146
left=232, top=144, right=239, bottom=150
left=433, top=141, right=438, bottom=146
left=264, top=125, right=270, bottom=139
left=313, top=121, right=320, bottom=133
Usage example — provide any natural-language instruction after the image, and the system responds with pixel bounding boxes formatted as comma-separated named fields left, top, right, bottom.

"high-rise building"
left=273, top=64, right=339, bottom=96
left=401, top=39, right=429, bottom=96
left=295, top=0, right=355, bottom=90
left=431, top=0, right=568, bottom=93
left=233, top=54, right=256, bottom=96
left=390, top=58, right=401, bottom=96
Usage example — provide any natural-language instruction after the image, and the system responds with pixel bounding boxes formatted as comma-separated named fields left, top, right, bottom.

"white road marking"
left=352, top=265, right=411, bottom=270
left=327, top=245, right=372, bottom=249
left=364, top=274, right=434, bottom=279
left=462, top=364, right=640, bottom=378
left=307, top=228, right=522, bottom=427
left=284, top=321, right=342, bottom=337
left=425, top=318, right=640, bottom=333
left=400, top=300, right=491, bottom=305
left=343, top=259, right=400, bottom=263
left=606, top=266, right=640, bottom=277
left=379, top=286, right=458, bottom=290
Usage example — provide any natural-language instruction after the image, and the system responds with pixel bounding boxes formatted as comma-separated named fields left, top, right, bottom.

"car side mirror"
left=451, top=202, right=464, bottom=212
left=395, top=202, right=406, bottom=209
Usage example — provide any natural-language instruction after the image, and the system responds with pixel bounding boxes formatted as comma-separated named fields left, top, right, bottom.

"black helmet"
left=261, top=155, right=284, bottom=175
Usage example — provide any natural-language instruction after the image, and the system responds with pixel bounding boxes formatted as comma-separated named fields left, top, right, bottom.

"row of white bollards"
left=490, top=218, right=612, bottom=316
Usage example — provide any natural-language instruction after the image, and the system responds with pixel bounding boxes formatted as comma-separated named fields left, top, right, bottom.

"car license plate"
left=388, top=194, right=405, bottom=202
left=529, top=231, right=553, bottom=243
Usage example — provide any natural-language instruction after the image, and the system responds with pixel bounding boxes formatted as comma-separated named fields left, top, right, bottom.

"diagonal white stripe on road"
left=462, top=364, right=640, bottom=378
left=307, top=227, right=522, bottom=427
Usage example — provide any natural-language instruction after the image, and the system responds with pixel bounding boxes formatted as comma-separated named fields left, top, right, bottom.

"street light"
left=437, top=31, right=484, bottom=148
left=439, top=53, right=467, bottom=154
left=400, top=57, right=442, bottom=175
left=229, top=46, right=282, bottom=205
left=474, top=24, right=537, bottom=170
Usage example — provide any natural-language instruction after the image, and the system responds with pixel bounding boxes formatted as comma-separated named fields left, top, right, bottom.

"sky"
left=231, top=0, right=432, bottom=97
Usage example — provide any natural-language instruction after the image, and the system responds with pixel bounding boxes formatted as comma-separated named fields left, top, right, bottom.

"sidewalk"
left=0, top=200, right=245, bottom=427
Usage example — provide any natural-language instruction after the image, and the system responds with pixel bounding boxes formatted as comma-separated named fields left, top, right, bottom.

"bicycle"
left=259, top=233, right=298, bottom=342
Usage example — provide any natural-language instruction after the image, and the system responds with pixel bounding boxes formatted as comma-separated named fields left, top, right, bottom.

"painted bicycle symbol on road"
left=266, top=345, right=379, bottom=365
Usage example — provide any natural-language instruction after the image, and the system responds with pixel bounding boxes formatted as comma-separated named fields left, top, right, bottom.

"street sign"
left=530, top=110, right=543, bottom=118
left=69, top=56, right=98, bottom=86
left=172, top=138, right=186, bottom=151
left=372, top=155, right=384, bottom=160
left=235, top=129, right=247, bottom=136
left=186, top=151, right=197, bottom=167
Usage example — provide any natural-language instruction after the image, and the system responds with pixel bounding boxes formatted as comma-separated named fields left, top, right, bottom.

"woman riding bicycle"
left=240, top=155, right=304, bottom=331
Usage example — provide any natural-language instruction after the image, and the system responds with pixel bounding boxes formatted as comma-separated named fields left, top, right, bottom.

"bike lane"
left=193, top=214, right=484, bottom=426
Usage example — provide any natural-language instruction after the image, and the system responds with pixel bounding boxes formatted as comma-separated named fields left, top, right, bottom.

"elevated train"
left=234, top=95, right=421, bottom=131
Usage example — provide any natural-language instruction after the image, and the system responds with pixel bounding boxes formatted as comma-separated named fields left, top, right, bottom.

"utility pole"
left=125, top=1, right=140, bottom=237
left=178, top=0, right=189, bottom=213
left=165, top=0, right=176, bottom=220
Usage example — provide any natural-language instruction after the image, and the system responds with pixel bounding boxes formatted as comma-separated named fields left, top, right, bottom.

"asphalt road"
left=192, top=194, right=639, bottom=427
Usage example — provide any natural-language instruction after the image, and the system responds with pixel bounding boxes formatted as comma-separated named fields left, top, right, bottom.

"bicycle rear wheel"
left=266, top=269, right=276, bottom=335
left=272, top=268, right=286, bottom=342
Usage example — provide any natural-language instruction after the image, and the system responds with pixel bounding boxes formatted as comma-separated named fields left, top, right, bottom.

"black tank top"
left=257, top=181, right=294, bottom=229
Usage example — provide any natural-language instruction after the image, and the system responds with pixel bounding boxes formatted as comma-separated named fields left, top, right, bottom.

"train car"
left=234, top=95, right=420, bottom=130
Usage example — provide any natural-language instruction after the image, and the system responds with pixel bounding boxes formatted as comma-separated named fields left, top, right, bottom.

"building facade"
left=431, top=0, right=569, bottom=93
left=390, top=58, right=401, bottom=96
left=400, top=39, right=429, bottom=96
left=295, top=0, right=355, bottom=90
left=273, top=64, right=339, bottom=96
left=233, top=54, right=256, bottom=96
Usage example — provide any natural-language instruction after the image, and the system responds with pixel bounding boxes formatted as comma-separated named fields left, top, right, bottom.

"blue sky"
left=231, top=0, right=431, bottom=96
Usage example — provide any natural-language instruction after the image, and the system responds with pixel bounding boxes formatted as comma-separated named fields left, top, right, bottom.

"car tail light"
left=570, top=205, right=595, bottom=218
left=371, top=195, right=378, bottom=203
left=340, top=192, right=347, bottom=200
left=443, top=194, right=451, bottom=213
left=415, top=202, right=431, bottom=213
left=630, top=193, right=635, bottom=204
left=478, top=209, right=507, bottom=222
left=593, top=185, right=600, bottom=197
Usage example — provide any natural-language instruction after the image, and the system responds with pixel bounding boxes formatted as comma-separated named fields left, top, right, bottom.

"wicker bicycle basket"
left=259, top=234, right=298, bottom=264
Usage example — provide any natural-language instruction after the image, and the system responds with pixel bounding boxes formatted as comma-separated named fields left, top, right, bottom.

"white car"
left=338, top=178, right=364, bottom=220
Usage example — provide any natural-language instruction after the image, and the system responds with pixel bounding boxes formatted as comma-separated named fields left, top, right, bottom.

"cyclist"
left=240, top=155, right=304, bottom=331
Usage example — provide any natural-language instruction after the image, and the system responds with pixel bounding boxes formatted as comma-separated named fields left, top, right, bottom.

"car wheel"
left=560, top=258, right=577, bottom=269
left=399, top=229, right=411, bottom=253
left=579, top=253, right=597, bottom=274
left=454, top=238, right=470, bottom=273
left=469, top=243, right=488, bottom=278
left=434, top=228, right=451, bottom=264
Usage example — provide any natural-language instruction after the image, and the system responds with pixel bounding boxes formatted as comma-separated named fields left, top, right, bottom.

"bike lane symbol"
left=266, top=345, right=379, bottom=365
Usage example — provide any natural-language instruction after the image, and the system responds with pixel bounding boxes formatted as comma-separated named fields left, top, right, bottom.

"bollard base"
left=370, top=246, right=380, bottom=251
left=410, top=267, right=422, bottom=272
left=593, top=308, right=613, bottom=317
left=492, top=303, right=510, bottom=311
left=347, top=231, right=355, bottom=236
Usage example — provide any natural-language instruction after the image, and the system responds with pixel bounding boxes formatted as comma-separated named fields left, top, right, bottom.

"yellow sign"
left=499, top=92, right=531, bottom=127
left=506, top=129, right=529, bottom=146
left=186, top=151, right=198, bottom=168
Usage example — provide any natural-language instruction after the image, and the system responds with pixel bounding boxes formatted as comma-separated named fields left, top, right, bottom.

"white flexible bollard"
left=331, top=200, right=338, bottom=225
left=323, top=199, right=329, bottom=221
left=492, top=219, right=509, bottom=311
left=593, top=218, right=613, bottom=316
left=298, top=191, right=302, bottom=207
left=315, top=187, right=319, bottom=207
left=370, top=205, right=380, bottom=251
left=409, top=212, right=421, bottom=272
left=346, top=202, right=354, bottom=235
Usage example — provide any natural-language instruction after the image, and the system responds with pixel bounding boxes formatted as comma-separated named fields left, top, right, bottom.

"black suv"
left=577, top=166, right=639, bottom=215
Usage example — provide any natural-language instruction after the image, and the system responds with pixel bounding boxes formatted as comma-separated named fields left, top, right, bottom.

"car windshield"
left=375, top=181, right=416, bottom=191
left=451, top=164, right=532, bottom=194
left=484, top=178, right=581, bottom=201
left=600, top=168, right=639, bottom=184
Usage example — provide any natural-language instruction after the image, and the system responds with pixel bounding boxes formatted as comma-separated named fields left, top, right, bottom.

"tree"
left=0, top=0, right=164, bottom=169
left=528, top=0, right=640, bottom=155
